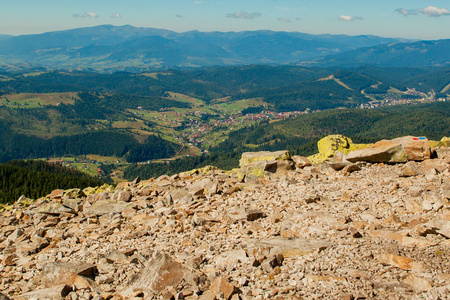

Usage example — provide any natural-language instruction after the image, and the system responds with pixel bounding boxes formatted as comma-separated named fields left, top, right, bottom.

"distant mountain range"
left=306, top=39, right=450, bottom=68
left=0, top=25, right=448, bottom=72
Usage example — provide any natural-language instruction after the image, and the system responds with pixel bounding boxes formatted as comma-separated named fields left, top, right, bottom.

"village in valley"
left=134, top=89, right=447, bottom=152
left=29, top=85, right=448, bottom=182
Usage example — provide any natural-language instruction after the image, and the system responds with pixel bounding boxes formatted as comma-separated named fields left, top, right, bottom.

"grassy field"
left=0, top=92, right=78, bottom=108
left=48, top=155, right=127, bottom=182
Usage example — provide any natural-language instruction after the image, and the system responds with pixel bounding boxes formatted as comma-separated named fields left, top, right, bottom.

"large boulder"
left=347, top=136, right=431, bottom=163
left=116, top=252, right=197, bottom=299
left=430, top=136, right=450, bottom=149
left=390, top=136, right=431, bottom=161
left=239, top=150, right=291, bottom=167
left=83, top=200, right=133, bottom=216
left=36, top=203, right=76, bottom=215
left=83, top=184, right=115, bottom=196
left=308, top=135, right=370, bottom=163
left=237, top=160, right=295, bottom=181
left=236, top=150, right=295, bottom=180
left=40, top=261, right=98, bottom=288
left=346, top=141, right=408, bottom=163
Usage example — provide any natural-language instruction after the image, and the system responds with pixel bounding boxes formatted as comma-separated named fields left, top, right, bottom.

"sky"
left=1, top=0, right=450, bottom=40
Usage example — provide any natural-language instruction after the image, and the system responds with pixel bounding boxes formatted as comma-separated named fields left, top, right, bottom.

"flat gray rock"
left=83, top=200, right=133, bottom=216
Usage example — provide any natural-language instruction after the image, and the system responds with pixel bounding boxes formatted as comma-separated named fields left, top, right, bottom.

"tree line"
left=0, top=123, right=178, bottom=163
left=0, top=160, right=105, bottom=204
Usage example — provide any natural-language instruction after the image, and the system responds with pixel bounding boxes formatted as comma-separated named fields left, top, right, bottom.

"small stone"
left=339, top=293, right=354, bottom=300
left=408, top=186, right=424, bottom=197
left=348, top=227, right=362, bottom=238
left=210, top=276, right=238, bottom=300
left=46, top=189, right=64, bottom=200
left=376, top=253, right=425, bottom=272
left=16, top=284, right=72, bottom=299
left=2, top=254, right=17, bottom=266
left=403, top=274, right=432, bottom=293
left=401, top=161, right=420, bottom=177
left=246, top=209, right=266, bottom=221
left=342, top=164, right=361, bottom=174
left=291, top=156, right=312, bottom=169
left=269, top=212, right=283, bottom=224
left=0, top=293, right=10, bottom=300
left=112, top=190, right=133, bottom=202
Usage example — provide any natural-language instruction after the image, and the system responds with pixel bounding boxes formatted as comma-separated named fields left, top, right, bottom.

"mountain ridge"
left=306, top=39, right=450, bottom=68
left=0, top=25, right=417, bottom=72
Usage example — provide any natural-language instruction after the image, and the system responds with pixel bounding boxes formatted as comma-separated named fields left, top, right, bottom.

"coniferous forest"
left=0, top=160, right=105, bottom=204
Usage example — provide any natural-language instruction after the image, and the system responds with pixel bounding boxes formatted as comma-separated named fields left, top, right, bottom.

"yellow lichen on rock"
left=239, top=151, right=291, bottom=167
left=95, top=184, right=115, bottom=193
left=189, top=165, right=219, bottom=175
left=308, top=135, right=371, bottom=163
left=235, top=162, right=268, bottom=180
left=178, top=165, right=219, bottom=178
left=15, top=195, right=34, bottom=207
left=83, top=184, right=115, bottom=196
left=0, top=204, right=14, bottom=212
left=83, top=187, right=98, bottom=196
left=430, top=137, right=450, bottom=148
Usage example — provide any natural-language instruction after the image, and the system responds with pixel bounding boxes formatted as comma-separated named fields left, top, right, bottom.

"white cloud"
left=395, top=8, right=416, bottom=16
left=397, top=6, right=450, bottom=17
left=73, top=11, right=98, bottom=18
left=338, top=15, right=363, bottom=21
left=111, top=13, right=121, bottom=19
left=226, top=11, right=262, bottom=19
left=277, top=17, right=292, bottom=23
left=417, top=6, right=450, bottom=17
left=194, top=1, right=203, bottom=4
left=85, top=11, right=98, bottom=18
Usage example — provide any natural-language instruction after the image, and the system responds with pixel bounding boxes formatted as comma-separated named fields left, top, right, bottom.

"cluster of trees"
left=0, top=160, right=105, bottom=204
left=125, top=135, right=178, bottom=163
left=241, top=106, right=266, bottom=115
left=0, top=123, right=178, bottom=163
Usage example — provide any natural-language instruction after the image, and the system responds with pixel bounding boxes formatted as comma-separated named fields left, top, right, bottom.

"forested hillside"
left=0, top=124, right=178, bottom=163
left=0, top=160, right=105, bottom=204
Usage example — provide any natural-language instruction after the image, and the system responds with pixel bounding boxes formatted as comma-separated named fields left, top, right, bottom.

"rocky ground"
left=0, top=136, right=449, bottom=300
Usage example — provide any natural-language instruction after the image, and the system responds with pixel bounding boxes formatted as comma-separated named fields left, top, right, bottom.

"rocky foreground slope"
left=0, top=136, right=449, bottom=300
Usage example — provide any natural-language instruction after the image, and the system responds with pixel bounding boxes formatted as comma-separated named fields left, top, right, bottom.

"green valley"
left=0, top=65, right=449, bottom=185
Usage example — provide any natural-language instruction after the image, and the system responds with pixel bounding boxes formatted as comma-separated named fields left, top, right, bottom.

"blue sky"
left=1, top=0, right=450, bottom=39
